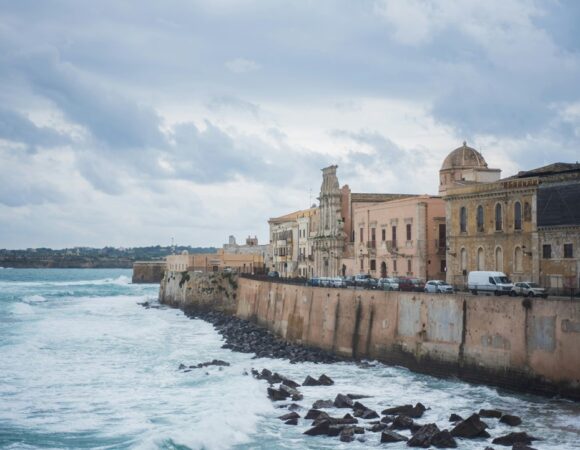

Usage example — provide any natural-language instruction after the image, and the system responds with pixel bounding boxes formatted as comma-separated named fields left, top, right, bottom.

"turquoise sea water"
left=0, top=268, right=579, bottom=450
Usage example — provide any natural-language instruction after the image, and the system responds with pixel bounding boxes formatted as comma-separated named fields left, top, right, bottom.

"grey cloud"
left=205, top=95, right=261, bottom=118
left=0, top=107, right=71, bottom=152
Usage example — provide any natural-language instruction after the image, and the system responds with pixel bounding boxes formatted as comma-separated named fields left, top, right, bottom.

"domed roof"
left=441, top=142, right=488, bottom=171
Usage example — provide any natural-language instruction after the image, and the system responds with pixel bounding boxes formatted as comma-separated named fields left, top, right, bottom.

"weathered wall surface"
left=159, top=271, right=238, bottom=313
left=236, top=278, right=580, bottom=400
left=132, top=261, right=165, bottom=284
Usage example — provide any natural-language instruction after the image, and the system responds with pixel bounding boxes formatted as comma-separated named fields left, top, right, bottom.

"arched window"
left=460, top=206, right=467, bottom=233
left=460, top=248, right=467, bottom=272
left=514, top=202, right=522, bottom=230
left=380, top=261, right=387, bottom=278
left=495, top=203, right=503, bottom=231
left=477, top=247, right=485, bottom=270
left=495, top=247, right=503, bottom=272
left=514, top=246, right=523, bottom=272
left=476, top=205, right=484, bottom=232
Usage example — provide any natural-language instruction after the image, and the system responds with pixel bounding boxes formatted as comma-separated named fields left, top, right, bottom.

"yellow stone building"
left=442, top=143, right=580, bottom=292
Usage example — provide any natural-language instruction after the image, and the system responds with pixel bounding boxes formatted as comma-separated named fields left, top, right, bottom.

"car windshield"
left=495, top=276, right=511, bottom=284
left=527, top=282, right=540, bottom=288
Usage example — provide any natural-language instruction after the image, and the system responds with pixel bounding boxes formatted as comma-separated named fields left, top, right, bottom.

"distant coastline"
left=0, top=245, right=217, bottom=269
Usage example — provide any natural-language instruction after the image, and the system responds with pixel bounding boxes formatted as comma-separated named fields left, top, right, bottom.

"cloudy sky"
left=1, top=0, right=579, bottom=249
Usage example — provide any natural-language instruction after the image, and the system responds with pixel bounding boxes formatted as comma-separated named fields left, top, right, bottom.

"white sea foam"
left=22, top=295, right=47, bottom=303
left=10, top=303, right=35, bottom=315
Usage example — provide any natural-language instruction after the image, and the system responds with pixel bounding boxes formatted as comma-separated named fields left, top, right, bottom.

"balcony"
left=434, top=239, right=446, bottom=256
left=385, top=240, right=398, bottom=253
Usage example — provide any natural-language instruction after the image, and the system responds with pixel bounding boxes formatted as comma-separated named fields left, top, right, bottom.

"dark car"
left=267, top=271, right=280, bottom=278
left=306, top=277, right=320, bottom=286
left=344, top=276, right=356, bottom=287
left=397, top=277, right=425, bottom=292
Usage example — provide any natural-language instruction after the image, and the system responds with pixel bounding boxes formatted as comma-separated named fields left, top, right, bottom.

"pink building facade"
left=342, top=195, right=446, bottom=280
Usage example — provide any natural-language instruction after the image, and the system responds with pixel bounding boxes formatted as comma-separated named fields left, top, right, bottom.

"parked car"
left=397, top=277, right=425, bottom=292
left=511, top=282, right=548, bottom=298
left=318, top=277, right=332, bottom=287
left=366, top=278, right=379, bottom=290
left=330, top=277, right=347, bottom=288
left=378, top=278, right=399, bottom=291
left=354, top=274, right=371, bottom=288
left=306, top=277, right=320, bottom=287
left=344, top=275, right=356, bottom=287
left=267, top=271, right=280, bottom=278
left=468, top=271, right=513, bottom=296
left=424, top=280, right=454, bottom=294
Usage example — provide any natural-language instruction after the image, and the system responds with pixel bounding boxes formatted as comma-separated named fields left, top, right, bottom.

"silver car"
left=424, top=280, right=454, bottom=294
left=511, top=282, right=548, bottom=298
left=378, top=278, right=399, bottom=291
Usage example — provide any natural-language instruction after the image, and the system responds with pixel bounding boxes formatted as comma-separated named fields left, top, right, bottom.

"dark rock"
left=512, top=443, right=537, bottom=450
left=448, top=413, right=463, bottom=422
left=390, top=414, right=414, bottom=430
left=278, top=412, right=300, bottom=421
left=450, top=413, right=489, bottom=438
left=484, top=447, right=495, bottom=450
left=500, top=414, right=522, bottom=427
left=327, top=424, right=346, bottom=437
left=318, top=374, right=334, bottom=385
left=408, top=423, right=440, bottom=448
left=303, top=375, right=321, bottom=386
left=267, top=387, right=289, bottom=401
left=381, top=415, right=394, bottom=424
left=360, top=409, right=379, bottom=420
left=280, top=384, right=303, bottom=401
left=381, top=403, right=426, bottom=418
left=304, top=420, right=331, bottom=436
left=380, top=430, right=409, bottom=443
left=367, top=423, right=388, bottom=433
left=178, top=363, right=186, bottom=370
left=431, top=429, right=457, bottom=448
left=287, top=403, right=301, bottom=411
left=284, top=418, right=298, bottom=425
left=347, top=393, right=371, bottom=399
left=492, top=432, right=539, bottom=446
left=334, top=393, right=354, bottom=408
left=479, top=409, right=503, bottom=419
left=312, top=399, right=334, bottom=409
left=305, top=409, right=325, bottom=420
left=409, top=422, right=424, bottom=434
left=340, top=426, right=355, bottom=442
left=281, top=378, right=301, bottom=389
left=354, top=426, right=364, bottom=434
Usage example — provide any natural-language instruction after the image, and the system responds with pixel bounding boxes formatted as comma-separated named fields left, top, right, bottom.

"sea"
left=0, top=268, right=579, bottom=450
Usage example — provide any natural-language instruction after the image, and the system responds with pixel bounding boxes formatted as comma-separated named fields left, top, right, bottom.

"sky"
left=1, top=0, right=579, bottom=249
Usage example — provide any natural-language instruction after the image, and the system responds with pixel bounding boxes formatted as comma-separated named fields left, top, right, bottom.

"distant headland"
left=0, top=246, right=217, bottom=269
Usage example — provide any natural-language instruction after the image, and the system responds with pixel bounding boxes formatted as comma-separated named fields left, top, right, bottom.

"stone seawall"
left=132, top=261, right=166, bottom=284
left=159, top=273, right=580, bottom=400
left=236, top=278, right=580, bottom=400
left=159, top=270, right=238, bottom=313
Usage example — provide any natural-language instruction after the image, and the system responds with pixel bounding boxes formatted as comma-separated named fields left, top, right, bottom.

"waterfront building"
left=442, top=143, right=580, bottom=292
left=268, top=207, right=317, bottom=277
left=166, top=249, right=264, bottom=274
left=346, top=195, right=446, bottom=280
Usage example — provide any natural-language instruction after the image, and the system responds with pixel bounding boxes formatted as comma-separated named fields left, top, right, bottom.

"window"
left=564, top=244, right=573, bottom=258
left=371, top=228, right=376, bottom=246
left=514, top=202, right=522, bottom=230
left=392, top=226, right=397, bottom=245
left=406, top=224, right=412, bottom=241
left=360, top=227, right=364, bottom=242
left=370, top=259, right=376, bottom=271
left=514, top=247, right=523, bottom=272
left=460, top=207, right=467, bottom=233
left=542, top=244, right=551, bottom=259
left=440, top=260, right=446, bottom=273
left=477, top=247, right=484, bottom=270
left=495, top=247, right=503, bottom=272
left=382, top=229, right=386, bottom=241
left=407, top=259, right=412, bottom=273
left=495, top=203, right=503, bottom=231
left=360, top=258, right=364, bottom=270
left=393, top=259, right=397, bottom=272
left=476, top=205, right=484, bottom=232
left=524, top=202, right=532, bottom=221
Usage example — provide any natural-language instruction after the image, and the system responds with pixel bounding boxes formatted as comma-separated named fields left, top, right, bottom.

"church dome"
left=441, top=142, right=488, bottom=171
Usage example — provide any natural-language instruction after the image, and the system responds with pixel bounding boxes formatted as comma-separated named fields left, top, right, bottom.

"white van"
left=467, top=271, right=514, bottom=296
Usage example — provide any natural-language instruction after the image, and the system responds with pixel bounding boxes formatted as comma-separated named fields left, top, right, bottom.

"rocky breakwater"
left=183, top=309, right=342, bottom=364
left=246, top=366, right=545, bottom=448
